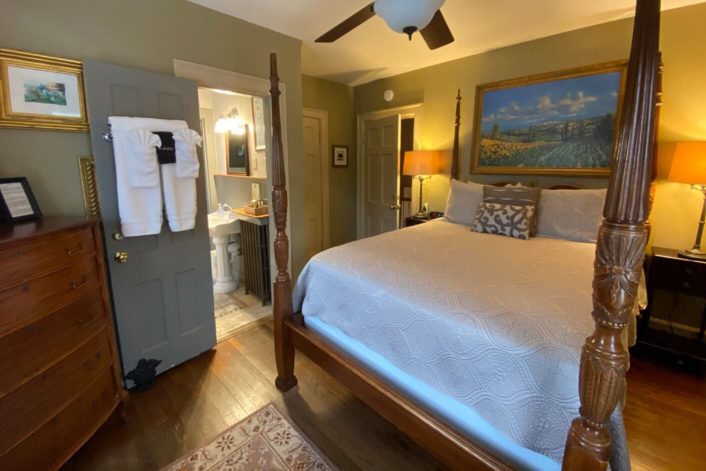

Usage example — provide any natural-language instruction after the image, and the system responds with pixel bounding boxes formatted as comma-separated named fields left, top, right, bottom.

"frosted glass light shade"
left=374, top=0, right=444, bottom=34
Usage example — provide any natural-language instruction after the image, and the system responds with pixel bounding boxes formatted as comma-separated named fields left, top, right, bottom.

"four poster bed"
left=268, top=0, right=661, bottom=468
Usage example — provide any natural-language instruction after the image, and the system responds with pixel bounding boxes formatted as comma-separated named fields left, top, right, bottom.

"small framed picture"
left=332, top=145, right=348, bottom=168
left=0, top=177, right=43, bottom=223
left=0, top=48, right=88, bottom=131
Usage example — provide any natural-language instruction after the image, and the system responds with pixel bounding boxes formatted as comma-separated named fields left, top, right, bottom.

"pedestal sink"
left=208, top=208, right=240, bottom=294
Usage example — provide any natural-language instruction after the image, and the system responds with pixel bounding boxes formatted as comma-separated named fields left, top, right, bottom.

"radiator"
left=240, top=220, right=271, bottom=306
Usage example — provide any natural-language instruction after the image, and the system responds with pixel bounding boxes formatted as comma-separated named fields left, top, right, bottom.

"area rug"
left=214, top=288, right=272, bottom=342
left=163, top=403, right=335, bottom=471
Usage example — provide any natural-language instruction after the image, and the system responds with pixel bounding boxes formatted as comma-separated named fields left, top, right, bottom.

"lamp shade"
left=403, top=150, right=440, bottom=176
left=374, top=0, right=444, bottom=34
left=668, top=142, right=706, bottom=185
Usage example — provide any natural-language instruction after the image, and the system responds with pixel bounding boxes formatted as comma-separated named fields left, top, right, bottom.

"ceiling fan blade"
left=315, top=2, right=376, bottom=43
left=420, top=10, right=454, bottom=50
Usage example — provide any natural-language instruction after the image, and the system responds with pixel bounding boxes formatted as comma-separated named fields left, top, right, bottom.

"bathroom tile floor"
left=214, top=287, right=271, bottom=342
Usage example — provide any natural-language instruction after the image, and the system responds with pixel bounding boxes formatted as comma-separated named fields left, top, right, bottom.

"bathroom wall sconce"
left=215, top=107, right=246, bottom=135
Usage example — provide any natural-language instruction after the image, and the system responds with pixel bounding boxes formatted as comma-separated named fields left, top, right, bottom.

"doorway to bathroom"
left=174, top=60, right=288, bottom=344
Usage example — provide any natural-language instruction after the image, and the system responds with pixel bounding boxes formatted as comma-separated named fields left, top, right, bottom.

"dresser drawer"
left=0, top=256, right=101, bottom=336
left=0, top=291, right=106, bottom=396
left=0, top=330, right=113, bottom=455
left=0, top=225, right=95, bottom=289
left=649, top=256, right=706, bottom=297
left=0, top=367, right=119, bottom=471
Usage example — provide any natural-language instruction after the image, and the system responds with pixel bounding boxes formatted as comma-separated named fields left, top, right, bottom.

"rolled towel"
left=173, top=129, right=202, bottom=178
left=127, top=129, right=161, bottom=188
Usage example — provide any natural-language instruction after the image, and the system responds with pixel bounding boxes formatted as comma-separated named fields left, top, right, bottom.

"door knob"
left=389, top=194, right=401, bottom=210
left=114, top=251, right=128, bottom=263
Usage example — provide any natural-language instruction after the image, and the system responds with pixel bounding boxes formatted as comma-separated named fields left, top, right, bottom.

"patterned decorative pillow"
left=483, top=186, right=541, bottom=235
left=472, top=202, right=536, bottom=240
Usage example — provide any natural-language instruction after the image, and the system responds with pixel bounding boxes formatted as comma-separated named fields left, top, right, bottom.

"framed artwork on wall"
left=0, top=177, right=42, bottom=223
left=470, top=61, right=627, bottom=176
left=0, top=48, right=88, bottom=131
left=252, top=96, right=266, bottom=150
left=332, top=145, right=348, bottom=168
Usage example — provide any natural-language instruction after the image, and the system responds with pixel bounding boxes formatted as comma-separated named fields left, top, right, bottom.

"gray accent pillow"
left=483, top=186, right=541, bottom=235
left=472, top=202, right=535, bottom=240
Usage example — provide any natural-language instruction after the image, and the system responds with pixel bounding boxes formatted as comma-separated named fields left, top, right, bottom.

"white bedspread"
left=293, top=219, right=629, bottom=465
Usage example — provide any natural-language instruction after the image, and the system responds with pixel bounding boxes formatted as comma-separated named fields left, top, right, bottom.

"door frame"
left=302, top=107, right=331, bottom=250
left=356, top=104, right=421, bottom=239
left=173, top=59, right=292, bottom=286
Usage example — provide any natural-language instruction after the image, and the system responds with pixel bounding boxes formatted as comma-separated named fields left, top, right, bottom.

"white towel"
left=173, top=129, right=202, bottom=178
left=109, top=117, right=164, bottom=237
left=127, top=129, right=161, bottom=187
left=109, top=117, right=201, bottom=235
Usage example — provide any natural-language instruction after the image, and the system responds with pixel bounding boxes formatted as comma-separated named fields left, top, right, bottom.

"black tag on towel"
left=154, top=132, right=176, bottom=165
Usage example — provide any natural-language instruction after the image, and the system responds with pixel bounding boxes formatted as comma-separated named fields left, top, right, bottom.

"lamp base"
left=678, top=248, right=706, bottom=260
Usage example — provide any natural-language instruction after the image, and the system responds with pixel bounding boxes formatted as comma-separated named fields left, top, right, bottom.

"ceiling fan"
left=316, top=0, right=454, bottom=50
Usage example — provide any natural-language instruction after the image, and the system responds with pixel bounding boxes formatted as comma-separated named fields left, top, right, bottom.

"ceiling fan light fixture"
left=374, top=0, right=444, bottom=37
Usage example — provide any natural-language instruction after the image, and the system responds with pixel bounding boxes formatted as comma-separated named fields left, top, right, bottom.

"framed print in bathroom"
left=470, top=61, right=627, bottom=176
left=252, top=96, right=266, bottom=150
left=0, top=177, right=42, bottom=224
left=332, top=145, right=348, bottom=168
left=0, top=48, right=88, bottom=131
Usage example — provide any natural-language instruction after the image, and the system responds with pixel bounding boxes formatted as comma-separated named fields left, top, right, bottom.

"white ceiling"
left=188, top=0, right=703, bottom=86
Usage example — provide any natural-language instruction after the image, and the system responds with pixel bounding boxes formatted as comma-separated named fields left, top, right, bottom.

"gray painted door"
left=363, top=115, right=400, bottom=237
left=84, top=60, right=216, bottom=388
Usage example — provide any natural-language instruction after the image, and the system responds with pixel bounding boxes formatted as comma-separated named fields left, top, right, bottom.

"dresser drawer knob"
left=683, top=282, right=691, bottom=290
left=65, top=243, right=85, bottom=256
left=685, top=267, right=694, bottom=275
left=71, top=275, right=88, bottom=290
left=15, top=249, right=23, bottom=257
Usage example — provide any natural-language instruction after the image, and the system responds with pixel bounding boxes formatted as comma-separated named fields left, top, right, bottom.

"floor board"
left=63, top=322, right=705, bottom=470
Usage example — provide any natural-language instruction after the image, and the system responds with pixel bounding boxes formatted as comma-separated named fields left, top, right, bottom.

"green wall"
left=353, top=3, right=706, bottom=251
left=0, top=0, right=309, bottom=276
left=301, top=75, right=356, bottom=246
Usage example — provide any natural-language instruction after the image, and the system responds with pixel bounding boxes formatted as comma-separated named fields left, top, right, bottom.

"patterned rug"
left=214, top=288, right=272, bottom=343
left=163, top=404, right=335, bottom=471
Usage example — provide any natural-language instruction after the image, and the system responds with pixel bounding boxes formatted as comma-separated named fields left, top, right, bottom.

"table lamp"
left=403, top=150, right=440, bottom=217
left=668, top=141, right=706, bottom=259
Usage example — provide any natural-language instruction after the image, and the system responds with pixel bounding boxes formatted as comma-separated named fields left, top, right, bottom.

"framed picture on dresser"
left=0, top=177, right=42, bottom=223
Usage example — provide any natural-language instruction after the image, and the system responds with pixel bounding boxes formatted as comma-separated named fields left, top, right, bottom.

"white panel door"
left=363, top=115, right=400, bottom=237
left=303, top=115, right=324, bottom=259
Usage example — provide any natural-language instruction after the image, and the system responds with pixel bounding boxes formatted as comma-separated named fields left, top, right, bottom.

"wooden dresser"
left=0, top=217, right=126, bottom=470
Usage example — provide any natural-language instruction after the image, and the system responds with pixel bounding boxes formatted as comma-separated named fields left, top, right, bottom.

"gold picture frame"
left=470, top=60, right=627, bottom=176
left=78, top=156, right=101, bottom=218
left=0, top=48, right=88, bottom=131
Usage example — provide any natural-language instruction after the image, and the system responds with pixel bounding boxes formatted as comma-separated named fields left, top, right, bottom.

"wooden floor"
left=63, top=322, right=705, bottom=470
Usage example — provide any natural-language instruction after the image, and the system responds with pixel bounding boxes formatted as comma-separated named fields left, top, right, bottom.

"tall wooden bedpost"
left=270, top=53, right=297, bottom=391
left=563, top=0, right=660, bottom=469
left=451, top=89, right=461, bottom=180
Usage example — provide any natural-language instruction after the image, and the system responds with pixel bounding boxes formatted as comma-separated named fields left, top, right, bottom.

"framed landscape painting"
left=0, top=48, right=88, bottom=131
left=471, top=61, right=627, bottom=176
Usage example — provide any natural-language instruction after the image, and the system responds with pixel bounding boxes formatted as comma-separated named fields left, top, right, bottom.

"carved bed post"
left=270, top=53, right=297, bottom=391
left=451, top=89, right=461, bottom=180
left=562, top=0, right=660, bottom=469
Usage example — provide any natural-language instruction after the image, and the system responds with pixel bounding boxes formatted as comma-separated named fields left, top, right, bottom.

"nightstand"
left=405, top=215, right=430, bottom=227
left=638, top=247, right=706, bottom=363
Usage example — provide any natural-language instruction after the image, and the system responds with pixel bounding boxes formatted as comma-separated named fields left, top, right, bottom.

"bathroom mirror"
left=226, top=124, right=250, bottom=175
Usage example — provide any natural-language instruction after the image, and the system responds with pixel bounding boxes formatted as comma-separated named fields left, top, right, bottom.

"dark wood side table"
left=405, top=215, right=430, bottom=227
left=638, top=246, right=706, bottom=363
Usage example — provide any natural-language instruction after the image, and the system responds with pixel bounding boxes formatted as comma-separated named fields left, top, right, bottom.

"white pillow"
left=537, top=188, right=607, bottom=243
left=444, top=179, right=484, bottom=225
